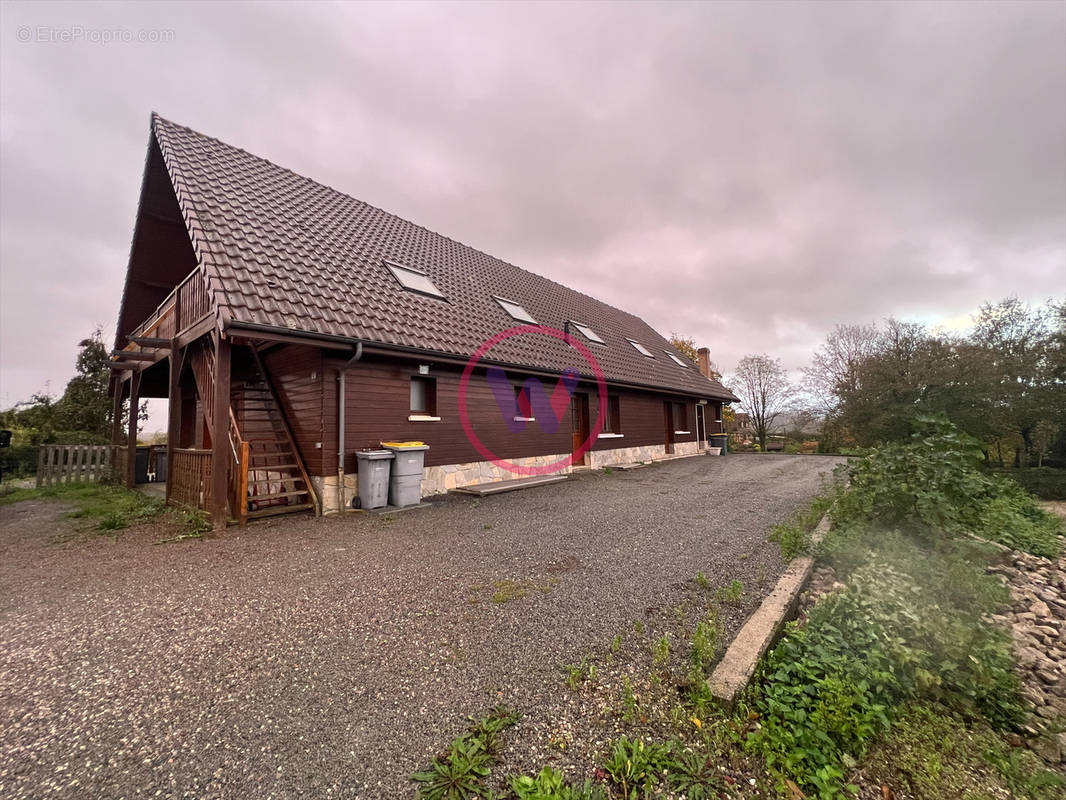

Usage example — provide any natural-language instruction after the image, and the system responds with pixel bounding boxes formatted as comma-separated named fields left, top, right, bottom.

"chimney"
left=697, top=347, right=712, bottom=378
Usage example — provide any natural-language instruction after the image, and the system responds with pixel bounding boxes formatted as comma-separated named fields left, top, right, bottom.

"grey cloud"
left=1, top=0, right=1063, bottom=414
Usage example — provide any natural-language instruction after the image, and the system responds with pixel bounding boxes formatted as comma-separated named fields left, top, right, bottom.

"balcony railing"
left=124, top=266, right=211, bottom=350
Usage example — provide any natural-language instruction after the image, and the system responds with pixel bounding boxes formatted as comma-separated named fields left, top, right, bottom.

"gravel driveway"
left=1, top=454, right=840, bottom=799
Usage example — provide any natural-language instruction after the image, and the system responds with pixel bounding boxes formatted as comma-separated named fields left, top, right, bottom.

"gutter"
left=337, top=343, right=364, bottom=511
left=225, top=319, right=738, bottom=402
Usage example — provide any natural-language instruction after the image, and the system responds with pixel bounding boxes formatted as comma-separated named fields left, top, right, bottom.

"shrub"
left=747, top=539, right=1024, bottom=799
left=834, top=416, right=1063, bottom=558
left=995, top=467, right=1066, bottom=501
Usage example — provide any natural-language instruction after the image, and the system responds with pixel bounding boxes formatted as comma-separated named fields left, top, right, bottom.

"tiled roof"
left=151, top=114, right=737, bottom=400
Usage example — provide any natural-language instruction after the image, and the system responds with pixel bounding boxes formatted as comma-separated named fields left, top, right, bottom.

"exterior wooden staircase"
left=233, top=375, right=316, bottom=520
left=187, top=340, right=318, bottom=523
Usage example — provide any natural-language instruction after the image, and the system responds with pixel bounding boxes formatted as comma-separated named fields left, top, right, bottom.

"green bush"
left=995, top=467, right=1066, bottom=501
left=833, top=416, right=1063, bottom=558
left=745, top=552, right=1023, bottom=799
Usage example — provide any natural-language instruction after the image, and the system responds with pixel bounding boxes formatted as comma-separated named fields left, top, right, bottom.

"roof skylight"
left=494, top=296, right=536, bottom=324
left=666, top=352, right=689, bottom=367
left=385, top=261, right=445, bottom=299
left=627, top=338, right=654, bottom=357
left=570, top=322, right=605, bottom=344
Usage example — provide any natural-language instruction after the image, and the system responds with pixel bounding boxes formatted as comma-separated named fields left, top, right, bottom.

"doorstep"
left=451, top=474, right=570, bottom=497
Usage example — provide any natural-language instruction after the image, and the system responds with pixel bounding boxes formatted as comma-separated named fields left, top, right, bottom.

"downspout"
left=337, top=343, right=363, bottom=511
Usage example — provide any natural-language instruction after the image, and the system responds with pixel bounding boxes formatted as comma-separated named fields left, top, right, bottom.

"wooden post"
left=111, top=376, right=125, bottom=446
left=126, top=371, right=141, bottom=488
left=238, top=440, right=249, bottom=526
left=166, top=346, right=184, bottom=506
left=210, top=332, right=231, bottom=527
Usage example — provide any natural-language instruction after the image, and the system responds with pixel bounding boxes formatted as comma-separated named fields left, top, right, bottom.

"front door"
left=571, top=392, right=589, bottom=465
left=695, top=403, right=707, bottom=450
left=664, top=401, right=675, bottom=454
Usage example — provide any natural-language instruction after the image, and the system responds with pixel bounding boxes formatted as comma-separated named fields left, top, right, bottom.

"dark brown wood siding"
left=262, top=345, right=326, bottom=474
left=291, top=350, right=707, bottom=476
left=587, top=391, right=696, bottom=450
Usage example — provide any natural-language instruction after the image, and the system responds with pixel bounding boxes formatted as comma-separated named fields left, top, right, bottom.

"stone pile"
left=987, top=550, right=1066, bottom=765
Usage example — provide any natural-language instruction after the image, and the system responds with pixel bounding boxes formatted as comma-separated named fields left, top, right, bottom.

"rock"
left=1018, top=646, right=1046, bottom=671
left=1036, top=668, right=1060, bottom=685
left=1031, top=600, right=1052, bottom=618
left=1035, top=704, right=1058, bottom=720
left=1047, top=600, right=1066, bottom=619
left=1030, top=735, right=1062, bottom=764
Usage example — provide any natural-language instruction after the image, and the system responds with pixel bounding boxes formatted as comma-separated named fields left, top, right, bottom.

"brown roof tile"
left=151, top=114, right=737, bottom=401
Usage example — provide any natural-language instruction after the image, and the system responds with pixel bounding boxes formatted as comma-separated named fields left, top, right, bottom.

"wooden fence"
left=170, top=448, right=212, bottom=510
left=36, top=445, right=113, bottom=488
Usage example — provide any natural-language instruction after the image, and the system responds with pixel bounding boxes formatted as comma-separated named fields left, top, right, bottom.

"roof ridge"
left=150, top=114, right=672, bottom=339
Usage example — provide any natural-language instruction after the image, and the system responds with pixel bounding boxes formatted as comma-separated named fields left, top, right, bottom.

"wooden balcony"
left=113, top=267, right=214, bottom=368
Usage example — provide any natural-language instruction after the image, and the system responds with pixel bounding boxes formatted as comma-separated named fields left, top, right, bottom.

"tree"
left=970, top=298, right=1056, bottom=466
left=670, top=333, right=722, bottom=380
left=54, top=328, right=113, bottom=438
left=728, top=354, right=793, bottom=451
left=801, top=322, right=879, bottom=415
left=0, top=328, right=146, bottom=448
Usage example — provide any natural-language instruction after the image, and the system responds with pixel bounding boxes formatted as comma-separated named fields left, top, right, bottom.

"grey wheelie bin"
left=356, top=449, right=394, bottom=509
left=382, top=442, right=430, bottom=507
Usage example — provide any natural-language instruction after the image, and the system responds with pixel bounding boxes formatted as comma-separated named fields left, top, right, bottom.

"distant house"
left=110, top=115, right=738, bottom=523
left=727, top=413, right=754, bottom=442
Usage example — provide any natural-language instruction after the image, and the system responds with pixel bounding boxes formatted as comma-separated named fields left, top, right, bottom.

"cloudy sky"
left=1, top=0, right=1064, bottom=422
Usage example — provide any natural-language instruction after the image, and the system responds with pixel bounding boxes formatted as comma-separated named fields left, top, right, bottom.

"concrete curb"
left=707, top=513, right=832, bottom=709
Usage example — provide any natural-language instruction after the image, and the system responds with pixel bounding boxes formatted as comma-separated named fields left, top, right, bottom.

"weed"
left=633, top=619, right=644, bottom=635
left=651, top=635, right=670, bottom=667
left=620, top=676, right=637, bottom=723
left=410, top=706, right=519, bottom=799
left=509, top=766, right=607, bottom=799
left=563, top=657, right=597, bottom=691
left=689, top=613, right=719, bottom=679
left=601, top=737, right=668, bottom=797
left=609, top=634, right=622, bottom=653
left=715, top=579, right=744, bottom=605
left=490, top=576, right=560, bottom=604
left=695, top=570, right=710, bottom=591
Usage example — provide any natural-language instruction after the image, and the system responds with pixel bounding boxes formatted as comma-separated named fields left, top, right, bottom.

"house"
left=109, top=115, right=739, bottom=524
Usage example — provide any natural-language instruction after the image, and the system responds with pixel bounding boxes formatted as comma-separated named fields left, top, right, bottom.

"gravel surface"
left=0, top=454, right=840, bottom=799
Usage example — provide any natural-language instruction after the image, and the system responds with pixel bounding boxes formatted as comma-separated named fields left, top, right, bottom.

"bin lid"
left=356, top=449, right=395, bottom=459
left=381, top=441, right=429, bottom=450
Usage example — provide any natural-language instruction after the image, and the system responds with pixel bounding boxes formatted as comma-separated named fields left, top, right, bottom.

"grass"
left=476, top=576, right=561, bottom=605
left=860, top=703, right=1064, bottom=800
left=0, top=480, right=207, bottom=540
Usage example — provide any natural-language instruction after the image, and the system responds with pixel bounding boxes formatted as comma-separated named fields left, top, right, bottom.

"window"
left=627, top=338, right=653, bottom=357
left=409, top=377, right=437, bottom=419
left=514, top=384, right=534, bottom=421
left=570, top=322, right=605, bottom=344
left=674, top=402, right=689, bottom=433
left=386, top=261, right=445, bottom=299
left=666, top=352, right=689, bottom=367
left=601, top=395, right=622, bottom=435
left=494, top=296, right=536, bottom=324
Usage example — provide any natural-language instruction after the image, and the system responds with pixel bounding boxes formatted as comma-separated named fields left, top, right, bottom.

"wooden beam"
left=111, top=351, right=159, bottom=361
left=209, top=332, right=231, bottom=528
left=166, top=346, right=185, bottom=507
left=176, top=314, right=217, bottom=348
left=126, top=371, right=141, bottom=488
left=109, top=361, right=144, bottom=371
left=128, top=336, right=171, bottom=348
